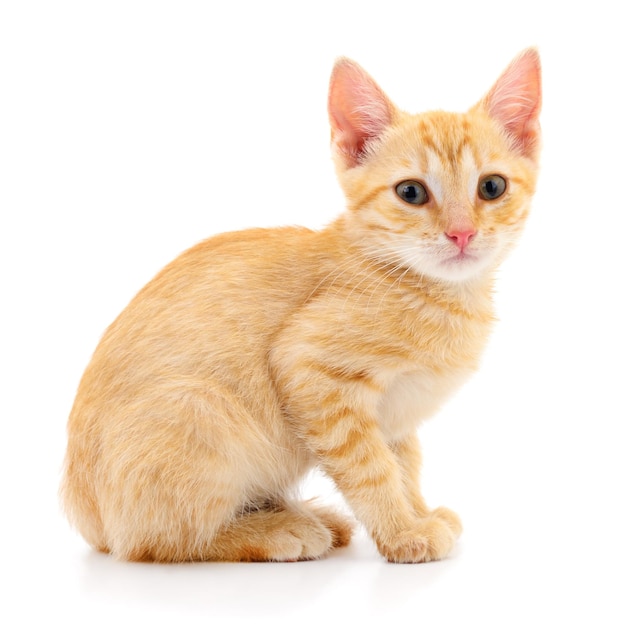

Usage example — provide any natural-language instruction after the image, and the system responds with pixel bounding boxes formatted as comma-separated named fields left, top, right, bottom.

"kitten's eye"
left=479, top=175, right=507, bottom=201
left=395, top=180, right=429, bottom=205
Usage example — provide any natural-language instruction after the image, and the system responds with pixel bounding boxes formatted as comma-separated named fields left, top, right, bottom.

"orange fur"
left=61, top=49, right=541, bottom=563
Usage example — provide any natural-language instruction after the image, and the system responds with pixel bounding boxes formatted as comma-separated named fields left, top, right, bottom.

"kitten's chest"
left=377, top=368, right=470, bottom=441
left=376, top=309, right=490, bottom=441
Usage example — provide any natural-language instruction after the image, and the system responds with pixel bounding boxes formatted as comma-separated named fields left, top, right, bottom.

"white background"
left=2, top=1, right=619, bottom=624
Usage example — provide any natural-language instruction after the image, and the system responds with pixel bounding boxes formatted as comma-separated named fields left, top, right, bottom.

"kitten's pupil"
left=482, top=180, right=498, bottom=197
left=479, top=175, right=507, bottom=200
left=396, top=180, right=429, bottom=205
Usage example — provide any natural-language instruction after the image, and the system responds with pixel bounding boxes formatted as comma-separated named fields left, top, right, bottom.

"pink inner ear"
left=482, top=48, right=542, bottom=158
left=328, top=59, right=393, bottom=167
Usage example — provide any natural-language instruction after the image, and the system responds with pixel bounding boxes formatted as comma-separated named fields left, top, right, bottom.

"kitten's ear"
left=328, top=58, right=395, bottom=168
left=477, top=48, right=542, bottom=159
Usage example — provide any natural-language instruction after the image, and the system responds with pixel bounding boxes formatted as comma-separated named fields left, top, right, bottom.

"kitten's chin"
left=417, top=252, right=495, bottom=283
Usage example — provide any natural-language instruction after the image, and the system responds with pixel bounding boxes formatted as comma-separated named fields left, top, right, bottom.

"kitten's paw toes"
left=218, top=505, right=336, bottom=562
left=378, top=516, right=459, bottom=564
left=429, top=506, right=462, bottom=538
left=267, top=529, right=308, bottom=562
left=287, top=520, right=334, bottom=561
left=265, top=522, right=332, bottom=562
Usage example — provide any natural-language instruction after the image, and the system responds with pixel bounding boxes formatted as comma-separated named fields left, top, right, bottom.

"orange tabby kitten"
left=61, top=49, right=541, bottom=563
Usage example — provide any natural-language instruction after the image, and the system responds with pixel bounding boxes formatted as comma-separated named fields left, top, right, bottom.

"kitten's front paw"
left=377, top=512, right=460, bottom=564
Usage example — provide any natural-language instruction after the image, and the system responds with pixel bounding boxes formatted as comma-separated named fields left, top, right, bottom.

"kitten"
left=61, top=49, right=541, bottom=563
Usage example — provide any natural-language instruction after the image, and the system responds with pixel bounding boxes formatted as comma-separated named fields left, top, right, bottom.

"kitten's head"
left=328, top=49, right=541, bottom=283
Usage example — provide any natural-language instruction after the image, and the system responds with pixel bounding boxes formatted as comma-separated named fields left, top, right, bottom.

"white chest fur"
left=377, top=368, right=470, bottom=441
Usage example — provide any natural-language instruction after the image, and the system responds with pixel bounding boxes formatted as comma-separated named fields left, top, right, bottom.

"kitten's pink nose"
left=445, top=228, right=477, bottom=251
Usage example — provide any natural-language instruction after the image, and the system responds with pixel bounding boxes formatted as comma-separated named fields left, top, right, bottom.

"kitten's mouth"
left=442, top=251, right=478, bottom=265
left=429, top=250, right=486, bottom=281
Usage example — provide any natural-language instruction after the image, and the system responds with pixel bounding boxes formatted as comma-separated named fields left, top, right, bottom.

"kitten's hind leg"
left=205, top=500, right=353, bottom=562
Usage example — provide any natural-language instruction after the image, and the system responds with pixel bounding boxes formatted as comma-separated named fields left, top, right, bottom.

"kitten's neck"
left=395, top=263, right=495, bottom=320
